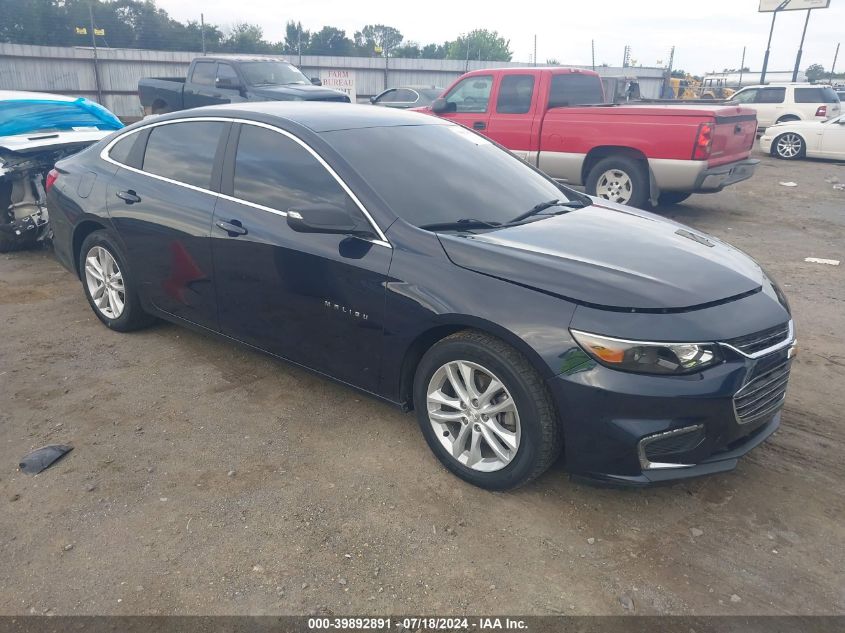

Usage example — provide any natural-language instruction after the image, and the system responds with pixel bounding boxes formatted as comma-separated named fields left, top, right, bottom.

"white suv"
left=726, top=84, right=841, bottom=130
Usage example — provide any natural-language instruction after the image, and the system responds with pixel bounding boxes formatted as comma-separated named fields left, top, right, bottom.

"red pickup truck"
left=419, top=68, right=759, bottom=207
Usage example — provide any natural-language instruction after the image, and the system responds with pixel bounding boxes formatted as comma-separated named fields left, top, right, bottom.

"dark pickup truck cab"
left=139, top=57, right=350, bottom=115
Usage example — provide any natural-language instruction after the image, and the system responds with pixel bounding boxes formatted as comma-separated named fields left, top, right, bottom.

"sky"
left=156, top=0, right=843, bottom=75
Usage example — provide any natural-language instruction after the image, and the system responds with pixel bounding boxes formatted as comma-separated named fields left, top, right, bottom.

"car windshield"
left=239, top=61, right=309, bottom=86
left=322, top=123, right=576, bottom=229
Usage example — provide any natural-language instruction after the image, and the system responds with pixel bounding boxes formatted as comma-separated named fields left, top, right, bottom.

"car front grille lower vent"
left=643, top=425, right=705, bottom=461
left=724, top=322, right=790, bottom=356
left=733, top=359, right=791, bottom=425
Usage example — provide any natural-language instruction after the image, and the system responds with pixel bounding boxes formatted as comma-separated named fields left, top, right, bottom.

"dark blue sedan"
left=46, top=103, right=795, bottom=489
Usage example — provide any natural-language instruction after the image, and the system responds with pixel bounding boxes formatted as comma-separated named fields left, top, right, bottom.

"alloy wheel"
left=84, top=245, right=125, bottom=319
left=776, top=133, right=803, bottom=159
left=595, top=169, right=633, bottom=204
left=426, top=360, right=521, bottom=472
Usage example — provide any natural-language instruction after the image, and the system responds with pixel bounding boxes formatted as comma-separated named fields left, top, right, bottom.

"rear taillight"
left=815, top=105, right=827, bottom=117
left=692, top=122, right=713, bottom=160
left=45, top=169, right=59, bottom=192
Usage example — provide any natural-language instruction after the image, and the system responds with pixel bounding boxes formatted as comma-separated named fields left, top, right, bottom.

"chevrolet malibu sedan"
left=47, top=103, right=796, bottom=489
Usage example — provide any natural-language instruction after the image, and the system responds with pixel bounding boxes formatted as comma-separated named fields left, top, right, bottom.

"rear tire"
left=413, top=330, right=562, bottom=490
left=657, top=191, right=692, bottom=206
left=78, top=230, right=154, bottom=332
left=585, top=156, right=650, bottom=208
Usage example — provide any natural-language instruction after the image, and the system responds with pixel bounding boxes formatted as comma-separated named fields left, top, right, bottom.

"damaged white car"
left=0, top=91, right=123, bottom=252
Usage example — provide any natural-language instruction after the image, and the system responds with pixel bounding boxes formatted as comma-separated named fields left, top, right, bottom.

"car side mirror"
left=369, top=95, right=377, bottom=104
left=287, top=205, right=371, bottom=237
left=310, top=77, right=323, bottom=86
left=431, top=98, right=455, bottom=113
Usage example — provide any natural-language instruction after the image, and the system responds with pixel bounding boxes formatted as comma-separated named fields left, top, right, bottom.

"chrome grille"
left=724, top=322, right=790, bottom=355
left=733, top=360, right=791, bottom=424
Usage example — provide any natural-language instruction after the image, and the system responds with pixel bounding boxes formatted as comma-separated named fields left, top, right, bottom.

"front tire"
left=772, top=133, right=805, bottom=160
left=78, top=230, right=154, bottom=332
left=413, top=331, right=562, bottom=490
left=585, top=156, right=650, bottom=208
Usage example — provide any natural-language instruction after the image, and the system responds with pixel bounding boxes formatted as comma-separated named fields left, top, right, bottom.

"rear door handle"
left=473, top=121, right=486, bottom=130
left=215, top=219, right=248, bottom=237
left=116, top=190, right=141, bottom=204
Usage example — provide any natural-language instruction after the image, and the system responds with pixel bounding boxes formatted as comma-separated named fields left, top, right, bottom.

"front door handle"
left=473, top=121, right=486, bottom=130
left=116, top=190, right=141, bottom=204
left=215, top=219, right=248, bottom=237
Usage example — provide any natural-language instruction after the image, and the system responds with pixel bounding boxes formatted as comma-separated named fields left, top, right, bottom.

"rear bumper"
left=649, top=157, right=759, bottom=193
left=694, top=158, right=759, bottom=192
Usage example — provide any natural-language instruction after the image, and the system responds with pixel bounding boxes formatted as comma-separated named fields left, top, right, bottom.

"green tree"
left=221, top=23, right=273, bottom=54
left=447, top=29, right=512, bottom=62
left=393, top=41, right=422, bottom=58
left=308, top=26, right=354, bottom=56
left=806, top=63, right=825, bottom=82
left=421, top=42, right=449, bottom=59
left=283, top=21, right=310, bottom=55
left=354, top=24, right=403, bottom=56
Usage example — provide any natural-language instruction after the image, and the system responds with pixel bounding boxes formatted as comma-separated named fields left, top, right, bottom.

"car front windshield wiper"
left=508, top=198, right=588, bottom=224
left=419, top=218, right=503, bottom=232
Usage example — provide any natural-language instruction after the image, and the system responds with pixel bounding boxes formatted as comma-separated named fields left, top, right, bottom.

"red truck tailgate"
left=708, top=107, right=757, bottom=167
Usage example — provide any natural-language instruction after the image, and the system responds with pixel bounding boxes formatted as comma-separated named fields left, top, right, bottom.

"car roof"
left=154, top=102, right=449, bottom=133
left=196, top=56, right=291, bottom=63
left=0, top=90, right=77, bottom=102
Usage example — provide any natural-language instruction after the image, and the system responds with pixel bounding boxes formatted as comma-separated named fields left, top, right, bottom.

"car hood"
left=437, top=202, right=764, bottom=311
left=250, top=85, right=349, bottom=102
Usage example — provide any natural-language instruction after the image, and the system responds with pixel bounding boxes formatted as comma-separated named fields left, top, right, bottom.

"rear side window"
left=232, top=124, right=350, bottom=213
left=108, top=132, right=138, bottom=165
left=757, top=87, right=785, bottom=104
left=443, top=75, right=493, bottom=113
left=794, top=87, right=838, bottom=103
left=142, top=121, right=226, bottom=189
left=549, top=74, right=603, bottom=107
left=496, top=75, right=535, bottom=114
left=191, top=62, right=216, bottom=86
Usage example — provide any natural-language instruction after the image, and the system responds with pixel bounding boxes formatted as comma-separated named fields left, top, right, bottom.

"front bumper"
left=694, top=158, right=759, bottom=192
left=547, top=338, right=794, bottom=487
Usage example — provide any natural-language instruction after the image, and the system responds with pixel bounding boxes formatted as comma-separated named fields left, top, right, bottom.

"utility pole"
left=533, top=35, right=537, bottom=67
left=622, top=45, right=631, bottom=68
left=88, top=2, right=103, bottom=105
left=738, top=46, right=746, bottom=88
left=200, top=13, right=206, bottom=55
left=591, top=39, right=595, bottom=72
left=792, top=9, right=812, bottom=82
left=298, top=30, right=302, bottom=66
left=831, top=42, right=840, bottom=83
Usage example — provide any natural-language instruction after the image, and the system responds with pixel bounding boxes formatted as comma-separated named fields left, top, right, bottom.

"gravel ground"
left=1, top=149, right=843, bottom=616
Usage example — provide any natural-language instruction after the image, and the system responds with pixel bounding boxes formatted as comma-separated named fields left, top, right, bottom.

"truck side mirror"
left=310, top=77, right=323, bottom=86
left=431, top=98, right=455, bottom=113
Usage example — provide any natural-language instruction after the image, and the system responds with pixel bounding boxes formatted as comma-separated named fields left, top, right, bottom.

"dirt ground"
left=1, top=149, right=844, bottom=617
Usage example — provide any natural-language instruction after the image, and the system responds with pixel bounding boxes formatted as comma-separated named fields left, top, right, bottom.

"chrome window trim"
left=571, top=319, right=794, bottom=361
left=99, top=115, right=391, bottom=248
left=637, top=424, right=703, bottom=470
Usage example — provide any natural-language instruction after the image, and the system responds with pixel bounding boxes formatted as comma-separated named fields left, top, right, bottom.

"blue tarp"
left=0, top=97, right=123, bottom=137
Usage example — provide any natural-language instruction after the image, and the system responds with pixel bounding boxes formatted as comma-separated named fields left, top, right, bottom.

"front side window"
left=757, top=87, right=785, bottom=104
left=443, top=76, right=493, bottom=113
left=142, top=121, right=226, bottom=189
left=497, top=75, right=535, bottom=114
left=233, top=124, right=355, bottom=215
left=375, top=90, right=399, bottom=104
left=392, top=89, right=417, bottom=103
left=238, top=62, right=309, bottom=86
left=216, top=64, right=239, bottom=88
left=549, top=74, right=603, bottom=107
left=729, top=89, right=758, bottom=104
left=191, top=62, right=216, bottom=86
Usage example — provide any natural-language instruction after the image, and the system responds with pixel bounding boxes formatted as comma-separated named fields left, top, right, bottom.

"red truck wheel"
left=586, top=156, right=649, bottom=208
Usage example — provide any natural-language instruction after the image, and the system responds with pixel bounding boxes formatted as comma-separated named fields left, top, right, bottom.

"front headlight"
left=570, top=330, right=722, bottom=375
